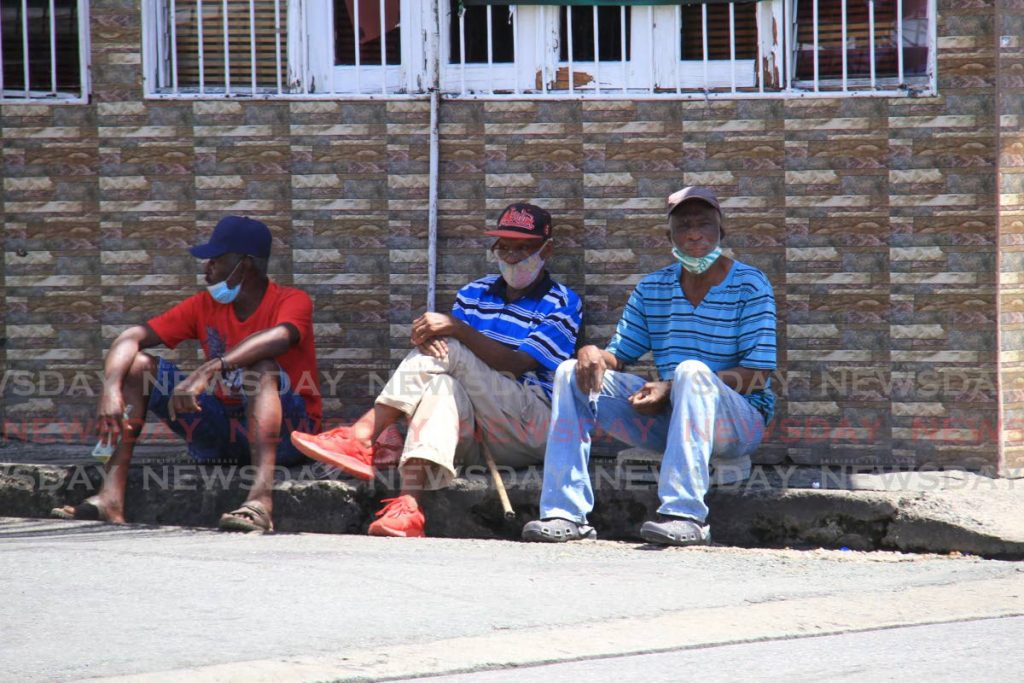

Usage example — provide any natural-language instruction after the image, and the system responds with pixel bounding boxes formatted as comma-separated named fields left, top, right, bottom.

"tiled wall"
left=0, top=1, right=1012, bottom=472
left=998, top=0, right=1024, bottom=473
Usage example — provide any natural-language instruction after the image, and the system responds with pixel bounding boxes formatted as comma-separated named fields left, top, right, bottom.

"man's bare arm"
left=411, top=312, right=538, bottom=377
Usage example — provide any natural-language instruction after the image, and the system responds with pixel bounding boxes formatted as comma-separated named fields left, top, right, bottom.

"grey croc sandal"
left=521, top=517, right=597, bottom=543
left=639, top=516, right=711, bottom=547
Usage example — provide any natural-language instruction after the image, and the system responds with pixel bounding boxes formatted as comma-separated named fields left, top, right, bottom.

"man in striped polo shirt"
left=291, top=203, right=582, bottom=537
left=523, top=186, right=776, bottom=546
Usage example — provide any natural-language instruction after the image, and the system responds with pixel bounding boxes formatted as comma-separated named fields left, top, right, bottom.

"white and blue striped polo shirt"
left=452, top=272, right=582, bottom=400
left=606, top=260, right=777, bottom=422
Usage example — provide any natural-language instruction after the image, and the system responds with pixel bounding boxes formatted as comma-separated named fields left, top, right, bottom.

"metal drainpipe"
left=426, top=0, right=441, bottom=312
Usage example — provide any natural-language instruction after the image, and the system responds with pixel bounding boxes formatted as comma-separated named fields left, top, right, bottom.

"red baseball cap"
left=485, top=203, right=552, bottom=240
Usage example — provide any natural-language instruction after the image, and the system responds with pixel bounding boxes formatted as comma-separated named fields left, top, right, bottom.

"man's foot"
left=521, top=517, right=597, bottom=543
left=290, top=426, right=376, bottom=480
left=639, top=515, right=711, bottom=547
left=50, top=496, right=125, bottom=524
left=367, top=495, right=425, bottom=538
left=218, top=500, right=274, bottom=534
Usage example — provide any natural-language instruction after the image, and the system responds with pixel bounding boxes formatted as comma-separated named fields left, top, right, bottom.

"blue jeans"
left=146, top=358, right=315, bottom=466
left=539, top=359, right=765, bottom=524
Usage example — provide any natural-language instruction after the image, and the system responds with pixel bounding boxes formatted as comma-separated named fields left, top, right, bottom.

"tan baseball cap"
left=666, top=186, right=722, bottom=217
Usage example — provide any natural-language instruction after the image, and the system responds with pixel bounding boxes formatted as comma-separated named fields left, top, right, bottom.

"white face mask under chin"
left=498, top=251, right=545, bottom=290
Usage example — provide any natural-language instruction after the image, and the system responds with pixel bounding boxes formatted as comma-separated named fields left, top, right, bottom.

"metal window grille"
left=146, top=0, right=937, bottom=100
left=0, top=0, right=89, bottom=102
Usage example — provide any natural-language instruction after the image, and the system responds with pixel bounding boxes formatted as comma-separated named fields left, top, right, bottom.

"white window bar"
left=379, top=0, right=386, bottom=95
left=784, top=0, right=792, bottom=91
left=486, top=4, right=493, bottom=95
left=896, top=0, right=904, bottom=83
left=48, top=0, right=57, bottom=94
left=542, top=5, right=549, bottom=94
left=868, top=0, right=876, bottom=87
left=170, top=0, right=178, bottom=92
left=248, top=0, right=257, bottom=94
left=0, top=3, right=5, bottom=96
left=674, top=5, right=681, bottom=94
left=592, top=6, right=599, bottom=94
left=198, top=0, right=206, bottom=93
left=222, top=0, right=230, bottom=93
left=21, top=0, right=31, bottom=97
left=619, top=5, right=626, bottom=93
left=728, top=1, right=736, bottom=92
left=841, top=0, right=847, bottom=91
left=701, top=3, right=708, bottom=91
left=566, top=5, right=573, bottom=93
left=512, top=6, right=519, bottom=94
left=458, top=4, right=466, bottom=95
left=273, top=0, right=282, bottom=93
left=811, top=0, right=818, bottom=92
left=646, top=5, right=652, bottom=90
left=756, top=2, right=762, bottom=93
left=354, top=0, right=362, bottom=94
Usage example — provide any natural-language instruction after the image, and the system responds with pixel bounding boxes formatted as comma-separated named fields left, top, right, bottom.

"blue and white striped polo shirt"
left=606, top=260, right=777, bottom=422
left=452, top=272, right=582, bottom=400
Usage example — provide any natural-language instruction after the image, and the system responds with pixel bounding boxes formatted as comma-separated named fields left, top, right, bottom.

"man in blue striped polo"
left=523, top=186, right=776, bottom=546
left=291, top=203, right=582, bottom=537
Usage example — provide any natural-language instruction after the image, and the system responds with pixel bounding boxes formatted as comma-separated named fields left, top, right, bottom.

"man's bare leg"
left=398, top=457, right=443, bottom=502
left=346, top=403, right=405, bottom=448
left=240, top=359, right=284, bottom=516
left=58, top=352, right=155, bottom=523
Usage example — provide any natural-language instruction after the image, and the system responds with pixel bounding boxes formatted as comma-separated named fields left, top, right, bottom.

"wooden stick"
left=482, top=443, right=515, bottom=520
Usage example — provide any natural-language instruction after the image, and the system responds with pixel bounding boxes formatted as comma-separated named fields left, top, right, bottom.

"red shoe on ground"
left=290, top=426, right=376, bottom=480
left=367, top=495, right=426, bottom=538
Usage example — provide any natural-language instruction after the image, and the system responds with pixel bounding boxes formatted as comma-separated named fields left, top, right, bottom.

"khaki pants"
left=376, top=339, right=551, bottom=489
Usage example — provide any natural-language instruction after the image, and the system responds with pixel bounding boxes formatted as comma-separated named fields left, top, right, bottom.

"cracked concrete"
left=1, top=438, right=1023, bottom=557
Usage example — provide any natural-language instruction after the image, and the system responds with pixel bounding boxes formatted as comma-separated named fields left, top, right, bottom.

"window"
left=145, top=0, right=421, bottom=96
left=1, top=0, right=88, bottom=102
left=794, top=0, right=930, bottom=87
left=448, top=2, right=768, bottom=94
left=145, top=1, right=936, bottom=99
left=681, top=3, right=756, bottom=61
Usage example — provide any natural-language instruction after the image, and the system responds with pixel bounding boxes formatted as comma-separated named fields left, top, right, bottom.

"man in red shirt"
left=52, top=216, right=321, bottom=533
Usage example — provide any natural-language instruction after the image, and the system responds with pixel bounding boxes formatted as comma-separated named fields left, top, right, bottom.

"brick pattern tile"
left=0, top=2, right=1008, bottom=470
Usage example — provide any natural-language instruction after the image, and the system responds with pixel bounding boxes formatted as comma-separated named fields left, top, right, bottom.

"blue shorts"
left=146, top=358, right=315, bottom=467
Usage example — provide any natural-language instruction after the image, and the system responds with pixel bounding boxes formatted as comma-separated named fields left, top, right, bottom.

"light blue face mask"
left=672, top=246, right=722, bottom=275
left=206, top=259, right=244, bottom=304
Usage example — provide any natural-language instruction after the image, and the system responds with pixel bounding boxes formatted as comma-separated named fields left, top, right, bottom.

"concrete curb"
left=2, top=461, right=1023, bottom=558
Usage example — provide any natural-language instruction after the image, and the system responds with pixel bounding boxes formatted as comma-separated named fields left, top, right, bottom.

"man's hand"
left=168, top=362, right=219, bottom=422
left=416, top=337, right=449, bottom=359
left=96, top=386, right=129, bottom=442
left=575, top=345, right=608, bottom=395
left=410, top=312, right=463, bottom=347
left=629, top=381, right=671, bottom=415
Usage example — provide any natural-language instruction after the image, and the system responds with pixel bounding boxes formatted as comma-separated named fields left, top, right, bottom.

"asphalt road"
left=2, top=517, right=1022, bottom=682
left=410, top=617, right=1024, bottom=683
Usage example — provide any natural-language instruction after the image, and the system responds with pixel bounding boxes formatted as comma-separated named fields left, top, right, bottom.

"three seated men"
left=54, top=188, right=775, bottom=545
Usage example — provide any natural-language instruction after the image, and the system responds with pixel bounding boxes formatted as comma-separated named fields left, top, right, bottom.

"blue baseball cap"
left=189, top=216, right=272, bottom=259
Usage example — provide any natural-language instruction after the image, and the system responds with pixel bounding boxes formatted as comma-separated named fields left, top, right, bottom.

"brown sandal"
left=218, top=501, right=274, bottom=534
left=51, top=497, right=112, bottom=522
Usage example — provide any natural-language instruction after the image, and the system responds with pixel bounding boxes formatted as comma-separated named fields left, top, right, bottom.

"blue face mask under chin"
left=673, top=246, right=722, bottom=275
left=206, top=259, right=244, bottom=304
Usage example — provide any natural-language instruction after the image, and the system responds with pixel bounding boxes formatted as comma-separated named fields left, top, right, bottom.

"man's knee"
left=128, top=351, right=158, bottom=377
left=126, top=352, right=160, bottom=393
left=673, top=359, right=713, bottom=382
left=554, top=359, right=578, bottom=387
